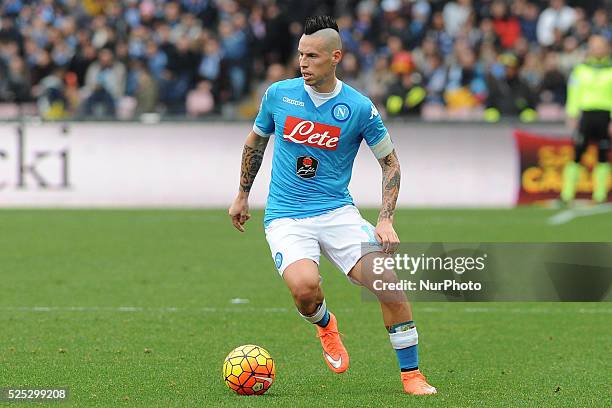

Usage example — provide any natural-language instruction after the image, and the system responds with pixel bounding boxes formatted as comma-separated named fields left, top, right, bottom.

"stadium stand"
left=0, top=0, right=610, bottom=120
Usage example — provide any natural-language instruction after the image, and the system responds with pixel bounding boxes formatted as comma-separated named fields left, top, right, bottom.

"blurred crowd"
left=0, top=0, right=610, bottom=120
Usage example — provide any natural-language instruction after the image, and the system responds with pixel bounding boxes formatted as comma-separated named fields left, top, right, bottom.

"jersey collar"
left=304, top=78, right=343, bottom=108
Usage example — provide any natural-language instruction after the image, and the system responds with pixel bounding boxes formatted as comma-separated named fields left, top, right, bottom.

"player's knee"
left=353, top=252, right=395, bottom=285
left=288, top=278, right=320, bottom=305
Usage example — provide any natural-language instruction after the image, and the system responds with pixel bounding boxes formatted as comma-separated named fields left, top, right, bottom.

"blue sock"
left=316, top=309, right=330, bottom=327
left=396, top=345, right=418, bottom=371
left=388, top=321, right=418, bottom=371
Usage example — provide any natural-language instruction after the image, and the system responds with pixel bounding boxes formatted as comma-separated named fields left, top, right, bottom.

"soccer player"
left=562, top=35, right=612, bottom=204
left=228, top=16, right=436, bottom=395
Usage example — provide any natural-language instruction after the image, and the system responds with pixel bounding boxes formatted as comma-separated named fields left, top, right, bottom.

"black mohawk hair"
left=304, top=15, right=339, bottom=35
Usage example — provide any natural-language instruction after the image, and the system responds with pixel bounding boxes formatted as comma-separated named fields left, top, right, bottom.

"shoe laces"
left=316, top=329, right=344, bottom=352
left=316, top=329, right=340, bottom=339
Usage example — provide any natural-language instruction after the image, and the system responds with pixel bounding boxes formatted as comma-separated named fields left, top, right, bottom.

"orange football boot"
left=315, top=313, right=349, bottom=373
left=401, top=370, right=437, bottom=395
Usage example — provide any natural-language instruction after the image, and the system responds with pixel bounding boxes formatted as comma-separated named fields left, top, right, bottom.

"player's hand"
left=228, top=195, right=251, bottom=232
left=375, top=219, right=400, bottom=254
left=566, top=117, right=578, bottom=132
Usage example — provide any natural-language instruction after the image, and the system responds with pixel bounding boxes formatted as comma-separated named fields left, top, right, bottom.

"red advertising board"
left=514, top=129, right=611, bottom=204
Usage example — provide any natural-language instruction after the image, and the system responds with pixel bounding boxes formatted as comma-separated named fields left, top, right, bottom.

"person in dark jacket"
left=485, top=53, right=537, bottom=120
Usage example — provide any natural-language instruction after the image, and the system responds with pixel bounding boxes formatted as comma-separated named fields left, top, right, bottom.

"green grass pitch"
left=1, top=208, right=611, bottom=407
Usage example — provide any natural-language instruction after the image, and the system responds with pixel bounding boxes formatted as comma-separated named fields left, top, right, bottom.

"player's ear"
left=332, top=49, right=342, bottom=66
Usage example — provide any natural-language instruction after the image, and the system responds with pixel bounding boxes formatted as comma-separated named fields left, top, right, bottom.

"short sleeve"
left=253, top=84, right=276, bottom=137
left=361, top=101, right=388, bottom=147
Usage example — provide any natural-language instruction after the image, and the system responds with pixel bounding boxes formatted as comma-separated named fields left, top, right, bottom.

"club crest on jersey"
left=296, top=155, right=318, bottom=179
left=332, top=103, right=351, bottom=122
left=282, top=116, right=341, bottom=150
left=274, top=252, right=283, bottom=268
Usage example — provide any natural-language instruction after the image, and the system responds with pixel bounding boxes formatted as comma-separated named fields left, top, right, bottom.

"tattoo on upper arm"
left=240, top=142, right=266, bottom=192
left=378, top=151, right=401, bottom=221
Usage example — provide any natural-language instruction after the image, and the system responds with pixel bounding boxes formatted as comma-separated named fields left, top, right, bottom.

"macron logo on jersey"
left=282, top=116, right=341, bottom=150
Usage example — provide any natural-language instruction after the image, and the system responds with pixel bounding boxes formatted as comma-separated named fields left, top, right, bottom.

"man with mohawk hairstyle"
left=229, top=15, right=437, bottom=395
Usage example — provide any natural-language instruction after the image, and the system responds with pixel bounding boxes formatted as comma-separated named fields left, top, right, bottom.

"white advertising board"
left=0, top=122, right=519, bottom=208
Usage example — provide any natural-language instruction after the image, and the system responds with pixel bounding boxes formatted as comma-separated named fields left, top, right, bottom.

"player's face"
left=298, top=35, right=341, bottom=90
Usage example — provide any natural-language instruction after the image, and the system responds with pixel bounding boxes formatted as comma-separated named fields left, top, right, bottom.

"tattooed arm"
left=378, top=150, right=401, bottom=222
left=375, top=150, right=401, bottom=252
left=239, top=131, right=269, bottom=193
left=229, top=131, right=270, bottom=232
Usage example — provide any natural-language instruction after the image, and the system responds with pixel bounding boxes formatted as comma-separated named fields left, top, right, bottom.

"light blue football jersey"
left=253, top=78, right=389, bottom=227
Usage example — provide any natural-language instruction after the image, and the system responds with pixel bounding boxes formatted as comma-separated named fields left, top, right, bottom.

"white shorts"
left=264, top=205, right=383, bottom=276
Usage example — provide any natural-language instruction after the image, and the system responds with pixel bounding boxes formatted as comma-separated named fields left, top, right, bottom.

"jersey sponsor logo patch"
left=282, top=96, right=305, bottom=107
left=296, top=155, right=318, bottom=179
left=283, top=116, right=341, bottom=150
left=332, top=103, right=351, bottom=122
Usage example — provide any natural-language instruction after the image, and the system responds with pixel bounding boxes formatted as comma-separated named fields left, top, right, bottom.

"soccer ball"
left=223, top=344, right=275, bottom=395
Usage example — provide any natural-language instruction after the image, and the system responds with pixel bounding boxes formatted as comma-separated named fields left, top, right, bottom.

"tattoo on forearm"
left=240, top=144, right=265, bottom=192
left=378, top=151, right=401, bottom=222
